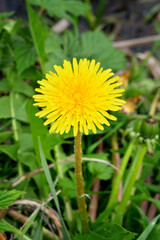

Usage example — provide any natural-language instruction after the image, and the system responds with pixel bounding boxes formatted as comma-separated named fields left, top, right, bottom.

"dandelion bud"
left=140, top=119, right=159, bottom=139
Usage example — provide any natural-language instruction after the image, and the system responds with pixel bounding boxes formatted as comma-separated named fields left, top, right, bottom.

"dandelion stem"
left=75, top=127, right=89, bottom=233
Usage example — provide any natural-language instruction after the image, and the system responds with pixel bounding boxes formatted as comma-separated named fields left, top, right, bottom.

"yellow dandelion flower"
left=33, top=58, right=125, bottom=136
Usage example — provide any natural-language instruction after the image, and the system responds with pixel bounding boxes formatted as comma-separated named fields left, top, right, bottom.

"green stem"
left=107, top=140, right=134, bottom=209
left=84, top=0, right=96, bottom=29
left=10, top=92, right=23, bottom=176
left=96, top=0, right=107, bottom=25
left=54, top=145, right=63, bottom=178
left=118, top=144, right=147, bottom=215
left=10, top=92, right=19, bottom=142
left=75, top=127, right=89, bottom=233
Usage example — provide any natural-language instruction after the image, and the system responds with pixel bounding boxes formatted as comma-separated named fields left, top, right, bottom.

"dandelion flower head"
left=33, top=58, right=125, bottom=136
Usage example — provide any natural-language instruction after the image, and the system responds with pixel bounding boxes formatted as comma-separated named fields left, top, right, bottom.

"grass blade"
left=38, top=137, right=71, bottom=240
left=137, top=214, right=160, bottom=240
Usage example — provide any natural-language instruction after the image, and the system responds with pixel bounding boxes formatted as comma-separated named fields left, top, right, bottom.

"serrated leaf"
left=44, top=51, right=67, bottom=73
left=0, top=190, right=23, bottom=209
left=77, top=31, right=126, bottom=71
left=59, top=177, right=76, bottom=198
left=45, top=30, right=126, bottom=73
left=14, top=43, right=36, bottom=74
left=73, top=224, right=136, bottom=240
left=29, top=0, right=90, bottom=22
left=45, top=33, right=61, bottom=54
left=42, top=133, right=64, bottom=161
left=86, top=153, right=113, bottom=180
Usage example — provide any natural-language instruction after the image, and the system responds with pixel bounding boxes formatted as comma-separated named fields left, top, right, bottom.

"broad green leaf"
left=7, top=69, right=34, bottom=97
left=0, top=190, right=23, bottom=209
left=45, top=33, right=62, bottom=54
left=18, top=133, right=34, bottom=152
left=0, top=78, right=10, bottom=92
left=27, top=100, right=63, bottom=161
left=0, top=96, right=11, bottom=119
left=26, top=100, right=50, bottom=197
left=27, top=100, right=48, bottom=166
left=9, top=93, right=29, bottom=123
left=18, top=151, right=42, bottom=190
left=0, top=143, right=19, bottom=161
left=86, top=153, right=113, bottom=180
left=0, top=94, right=29, bottom=122
left=14, top=43, right=36, bottom=74
left=88, top=161, right=113, bottom=180
left=0, top=131, right=12, bottom=143
left=26, top=0, right=49, bottom=72
left=59, top=177, right=76, bottom=198
left=42, top=133, right=64, bottom=161
left=87, top=114, right=127, bottom=154
left=137, top=214, right=160, bottom=240
left=21, top=66, right=42, bottom=81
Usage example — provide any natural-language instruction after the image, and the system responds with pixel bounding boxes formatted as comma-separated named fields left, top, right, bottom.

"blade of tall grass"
left=38, top=137, right=71, bottom=240
left=21, top=206, right=41, bottom=236
left=137, top=214, right=160, bottom=240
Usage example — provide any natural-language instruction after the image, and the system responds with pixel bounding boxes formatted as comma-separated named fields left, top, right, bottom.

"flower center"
left=73, top=93, right=83, bottom=113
